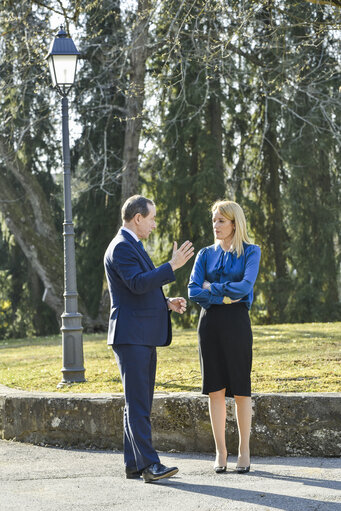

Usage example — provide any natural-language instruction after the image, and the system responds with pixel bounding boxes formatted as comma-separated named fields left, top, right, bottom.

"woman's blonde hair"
left=211, top=200, right=251, bottom=257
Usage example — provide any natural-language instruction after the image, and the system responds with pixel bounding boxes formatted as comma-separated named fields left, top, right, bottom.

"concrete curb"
left=0, top=385, right=340, bottom=456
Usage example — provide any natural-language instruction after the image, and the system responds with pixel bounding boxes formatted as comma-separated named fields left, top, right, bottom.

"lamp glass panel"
left=52, top=55, right=77, bottom=86
left=48, top=56, right=57, bottom=87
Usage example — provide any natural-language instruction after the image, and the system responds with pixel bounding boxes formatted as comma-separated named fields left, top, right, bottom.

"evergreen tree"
left=0, top=0, right=340, bottom=336
left=72, top=0, right=126, bottom=319
left=0, top=1, right=63, bottom=337
left=145, top=0, right=226, bottom=324
left=247, top=1, right=290, bottom=323
left=284, top=3, right=340, bottom=321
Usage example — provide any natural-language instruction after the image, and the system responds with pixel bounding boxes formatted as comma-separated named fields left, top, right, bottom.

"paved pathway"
left=0, top=440, right=340, bottom=510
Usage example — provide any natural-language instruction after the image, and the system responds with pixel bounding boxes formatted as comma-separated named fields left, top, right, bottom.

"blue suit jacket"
left=104, top=229, right=175, bottom=346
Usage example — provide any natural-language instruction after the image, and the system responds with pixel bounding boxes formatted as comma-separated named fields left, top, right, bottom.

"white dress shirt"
left=121, top=226, right=140, bottom=243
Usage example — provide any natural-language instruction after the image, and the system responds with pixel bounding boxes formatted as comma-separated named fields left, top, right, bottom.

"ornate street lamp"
left=47, top=27, right=85, bottom=385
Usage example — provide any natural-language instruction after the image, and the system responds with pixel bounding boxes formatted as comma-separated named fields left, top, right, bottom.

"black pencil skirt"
left=198, top=303, right=253, bottom=398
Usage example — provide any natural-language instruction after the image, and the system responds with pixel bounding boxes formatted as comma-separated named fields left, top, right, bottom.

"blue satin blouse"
left=188, top=242, right=261, bottom=310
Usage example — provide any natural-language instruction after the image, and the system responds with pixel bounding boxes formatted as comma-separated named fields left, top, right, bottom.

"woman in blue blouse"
left=188, top=200, right=261, bottom=474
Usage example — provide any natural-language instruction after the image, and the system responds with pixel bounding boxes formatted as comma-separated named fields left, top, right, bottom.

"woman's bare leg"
left=235, top=395, right=252, bottom=467
left=209, top=389, right=227, bottom=466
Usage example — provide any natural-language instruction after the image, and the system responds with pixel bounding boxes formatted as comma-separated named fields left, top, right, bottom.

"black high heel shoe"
left=214, top=465, right=227, bottom=473
left=214, top=454, right=227, bottom=473
left=236, top=465, right=250, bottom=474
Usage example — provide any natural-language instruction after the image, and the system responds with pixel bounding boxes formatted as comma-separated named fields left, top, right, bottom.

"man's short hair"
left=121, top=195, right=155, bottom=222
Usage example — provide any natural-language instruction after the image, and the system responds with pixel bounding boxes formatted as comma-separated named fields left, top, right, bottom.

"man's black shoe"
left=125, top=466, right=143, bottom=479
left=142, top=462, right=179, bottom=483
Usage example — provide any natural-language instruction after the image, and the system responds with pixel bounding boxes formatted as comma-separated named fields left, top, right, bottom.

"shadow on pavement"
left=247, top=469, right=341, bottom=492
left=157, top=480, right=339, bottom=511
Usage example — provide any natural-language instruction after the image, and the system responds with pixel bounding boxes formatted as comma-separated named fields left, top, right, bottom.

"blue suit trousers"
left=113, top=344, right=160, bottom=470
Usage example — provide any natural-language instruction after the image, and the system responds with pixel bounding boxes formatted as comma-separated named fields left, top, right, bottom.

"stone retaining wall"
left=0, top=385, right=340, bottom=456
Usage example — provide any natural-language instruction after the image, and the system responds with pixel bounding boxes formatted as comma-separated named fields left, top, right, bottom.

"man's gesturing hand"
left=169, top=240, right=194, bottom=271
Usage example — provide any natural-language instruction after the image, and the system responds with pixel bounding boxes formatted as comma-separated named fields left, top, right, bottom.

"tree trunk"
left=260, top=1, right=289, bottom=322
left=207, top=88, right=225, bottom=196
left=0, top=137, right=64, bottom=313
left=0, top=137, right=97, bottom=330
left=263, top=106, right=288, bottom=284
left=120, top=0, right=151, bottom=205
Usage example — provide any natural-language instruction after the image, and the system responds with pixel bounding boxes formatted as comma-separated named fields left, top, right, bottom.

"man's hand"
left=169, top=241, right=194, bottom=271
left=167, top=297, right=187, bottom=314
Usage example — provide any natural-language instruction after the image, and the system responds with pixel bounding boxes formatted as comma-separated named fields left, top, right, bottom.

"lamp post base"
left=60, top=311, right=86, bottom=386
left=57, top=369, right=86, bottom=388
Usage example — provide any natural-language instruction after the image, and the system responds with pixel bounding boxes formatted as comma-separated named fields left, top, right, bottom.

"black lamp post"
left=47, top=27, right=85, bottom=385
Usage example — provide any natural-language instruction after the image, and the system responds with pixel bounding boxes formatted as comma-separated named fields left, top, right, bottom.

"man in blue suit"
left=104, top=195, right=194, bottom=483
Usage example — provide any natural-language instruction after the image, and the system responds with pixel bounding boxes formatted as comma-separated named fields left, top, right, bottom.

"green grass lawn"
left=0, top=322, right=340, bottom=394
